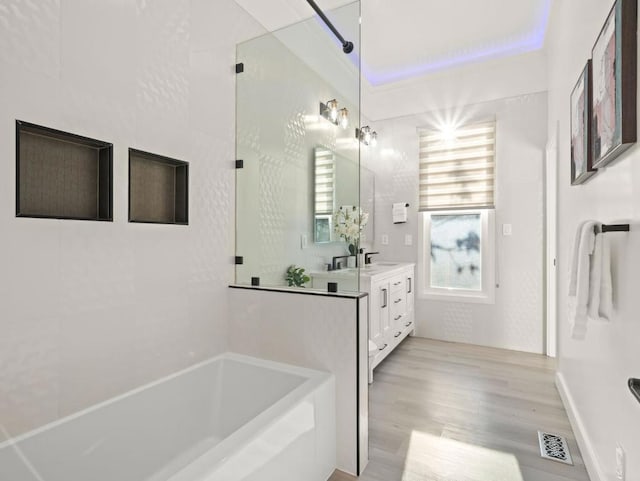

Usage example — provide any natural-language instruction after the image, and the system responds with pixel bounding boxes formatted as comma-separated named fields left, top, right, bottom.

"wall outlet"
left=300, top=234, right=308, bottom=249
left=404, top=234, right=413, bottom=246
left=502, top=223, right=512, bottom=236
left=616, top=444, right=625, bottom=480
left=381, top=234, right=389, bottom=245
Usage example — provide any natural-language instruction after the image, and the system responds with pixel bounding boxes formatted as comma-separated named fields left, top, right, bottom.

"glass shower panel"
left=235, top=2, right=361, bottom=292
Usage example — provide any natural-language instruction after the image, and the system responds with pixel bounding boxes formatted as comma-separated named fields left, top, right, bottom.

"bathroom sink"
left=362, top=262, right=399, bottom=269
left=310, top=268, right=358, bottom=277
left=359, top=262, right=410, bottom=277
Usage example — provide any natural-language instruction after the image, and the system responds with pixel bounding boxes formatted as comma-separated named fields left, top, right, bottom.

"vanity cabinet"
left=369, top=281, right=389, bottom=348
left=361, top=263, right=415, bottom=383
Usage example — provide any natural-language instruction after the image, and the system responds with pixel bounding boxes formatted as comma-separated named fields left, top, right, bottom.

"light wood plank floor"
left=331, top=337, right=590, bottom=481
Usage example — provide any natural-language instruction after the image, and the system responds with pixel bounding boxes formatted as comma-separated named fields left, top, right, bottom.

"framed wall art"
left=571, top=60, right=596, bottom=185
left=591, top=0, right=637, bottom=168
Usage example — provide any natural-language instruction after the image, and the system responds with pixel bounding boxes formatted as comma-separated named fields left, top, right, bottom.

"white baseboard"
left=555, top=371, right=605, bottom=481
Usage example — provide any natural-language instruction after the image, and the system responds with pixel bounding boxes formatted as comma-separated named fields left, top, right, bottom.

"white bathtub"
left=0, top=353, right=336, bottom=481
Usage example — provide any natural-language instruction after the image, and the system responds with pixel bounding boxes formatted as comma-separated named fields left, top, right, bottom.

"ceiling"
left=233, top=0, right=551, bottom=87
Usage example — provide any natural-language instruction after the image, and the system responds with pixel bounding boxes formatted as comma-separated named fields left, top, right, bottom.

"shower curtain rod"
left=305, top=0, right=354, bottom=54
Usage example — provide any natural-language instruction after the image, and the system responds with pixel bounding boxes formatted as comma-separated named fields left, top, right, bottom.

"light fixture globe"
left=339, top=108, right=349, bottom=129
left=357, top=126, right=379, bottom=147
left=326, top=99, right=339, bottom=122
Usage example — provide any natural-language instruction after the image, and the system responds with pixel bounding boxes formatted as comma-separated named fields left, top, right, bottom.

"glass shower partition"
left=235, top=2, right=362, bottom=293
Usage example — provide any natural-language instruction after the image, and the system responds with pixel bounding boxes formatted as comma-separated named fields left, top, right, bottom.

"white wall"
left=365, top=92, right=547, bottom=354
left=228, top=288, right=369, bottom=475
left=0, top=0, right=264, bottom=438
left=547, top=1, right=640, bottom=479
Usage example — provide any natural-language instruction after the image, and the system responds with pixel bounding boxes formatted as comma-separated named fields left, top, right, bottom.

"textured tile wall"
left=0, top=0, right=264, bottom=438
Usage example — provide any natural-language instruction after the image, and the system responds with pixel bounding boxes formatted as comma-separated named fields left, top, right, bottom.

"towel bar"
left=594, top=224, right=630, bottom=234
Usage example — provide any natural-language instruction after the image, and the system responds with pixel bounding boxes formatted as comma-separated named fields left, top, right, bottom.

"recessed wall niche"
left=128, top=149, right=189, bottom=225
left=16, top=120, right=113, bottom=221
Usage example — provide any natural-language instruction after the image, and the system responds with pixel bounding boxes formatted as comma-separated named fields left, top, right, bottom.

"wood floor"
left=330, top=337, right=590, bottom=481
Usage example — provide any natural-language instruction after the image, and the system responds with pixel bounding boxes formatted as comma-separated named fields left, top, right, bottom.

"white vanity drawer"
left=390, top=275, right=405, bottom=293
left=391, top=296, right=406, bottom=319
left=390, top=310, right=404, bottom=327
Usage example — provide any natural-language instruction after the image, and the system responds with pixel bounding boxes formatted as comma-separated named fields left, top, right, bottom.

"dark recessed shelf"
left=128, top=149, right=189, bottom=225
left=16, top=120, right=113, bottom=221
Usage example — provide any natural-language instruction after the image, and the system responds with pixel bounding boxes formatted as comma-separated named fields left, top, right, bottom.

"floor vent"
left=538, top=431, right=573, bottom=465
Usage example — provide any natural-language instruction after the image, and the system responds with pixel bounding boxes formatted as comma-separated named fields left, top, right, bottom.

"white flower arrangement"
left=333, top=206, right=369, bottom=254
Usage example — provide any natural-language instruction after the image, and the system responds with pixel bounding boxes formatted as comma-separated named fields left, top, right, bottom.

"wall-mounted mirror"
left=360, top=164, right=375, bottom=246
left=314, top=146, right=375, bottom=245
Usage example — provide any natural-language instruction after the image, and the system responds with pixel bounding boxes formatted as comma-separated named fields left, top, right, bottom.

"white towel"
left=392, top=203, right=408, bottom=223
left=568, top=221, right=597, bottom=339
left=568, top=220, right=588, bottom=296
left=587, top=233, right=613, bottom=321
left=599, top=235, right=613, bottom=318
left=568, top=221, right=614, bottom=339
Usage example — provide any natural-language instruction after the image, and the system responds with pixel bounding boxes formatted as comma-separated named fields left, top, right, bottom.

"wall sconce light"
left=320, top=99, right=349, bottom=129
left=357, top=126, right=378, bottom=146
left=338, top=108, right=349, bottom=129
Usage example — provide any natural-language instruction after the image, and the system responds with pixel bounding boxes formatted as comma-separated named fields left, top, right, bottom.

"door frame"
left=545, top=124, right=558, bottom=357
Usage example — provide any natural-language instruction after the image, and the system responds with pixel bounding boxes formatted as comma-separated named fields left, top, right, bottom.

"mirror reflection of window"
left=314, top=147, right=335, bottom=243
left=315, top=214, right=332, bottom=243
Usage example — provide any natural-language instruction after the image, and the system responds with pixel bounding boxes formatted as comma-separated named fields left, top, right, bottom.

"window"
left=419, top=210, right=495, bottom=303
left=418, top=121, right=496, bottom=303
left=418, top=121, right=495, bottom=210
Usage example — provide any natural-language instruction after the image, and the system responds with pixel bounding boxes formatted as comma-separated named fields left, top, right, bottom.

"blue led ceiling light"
left=365, top=0, right=551, bottom=85
left=316, top=0, right=551, bottom=86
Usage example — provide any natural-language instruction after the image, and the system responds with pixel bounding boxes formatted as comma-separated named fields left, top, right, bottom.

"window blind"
left=418, top=121, right=495, bottom=211
left=314, top=149, right=334, bottom=214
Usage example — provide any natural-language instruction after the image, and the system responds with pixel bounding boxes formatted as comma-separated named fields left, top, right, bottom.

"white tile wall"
left=0, top=0, right=264, bottom=438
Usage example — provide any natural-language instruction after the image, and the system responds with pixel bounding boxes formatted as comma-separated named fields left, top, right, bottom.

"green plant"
left=285, top=265, right=311, bottom=287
